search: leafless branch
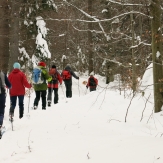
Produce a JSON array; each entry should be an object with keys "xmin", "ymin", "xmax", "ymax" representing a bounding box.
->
[
  {"xmin": 125, "ymin": 93, "xmax": 135, "ymax": 122},
  {"xmin": 140, "ymin": 93, "xmax": 151, "ymax": 122}
]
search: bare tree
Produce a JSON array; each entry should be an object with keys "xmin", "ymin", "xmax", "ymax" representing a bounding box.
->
[
  {"xmin": 8, "ymin": 0, "xmax": 21, "ymax": 72},
  {"xmin": 0, "ymin": 0, "xmax": 10, "ymax": 73},
  {"xmin": 88, "ymin": 0, "xmax": 93, "ymax": 74},
  {"xmin": 150, "ymin": 0, "xmax": 163, "ymax": 112}
]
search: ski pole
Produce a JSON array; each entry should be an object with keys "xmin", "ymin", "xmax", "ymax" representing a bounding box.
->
[
  {"xmin": 78, "ymin": 79, "xmax": 80, "ymax": 97},
  {"xmin": 61, "ymin": 85, "xmax": 67, "ymax": 102},
  {"xmin": 28, "ymin": 88, "xmax": 31, "ymax": 113},
  {"xmin": 85, "ymin": 87, "xmax": 88, "ymax": 95}
]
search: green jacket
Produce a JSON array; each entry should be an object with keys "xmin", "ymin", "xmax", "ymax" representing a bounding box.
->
[{"xmin": 33, "ymin": 66, "xmax": 52, "ymax": 91}]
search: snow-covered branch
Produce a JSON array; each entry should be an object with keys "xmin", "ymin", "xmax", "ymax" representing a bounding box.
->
[
  {"xmin": 107, "ymin": 0, "xmax": 149, "ymax": 6},
  {"xmin": 47, "ymin": 10, "xmax": 151, "ymax": 23}
]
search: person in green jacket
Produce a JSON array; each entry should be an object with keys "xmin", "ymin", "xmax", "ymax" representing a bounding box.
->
[{"xmin": 33, "ymin": 62, "xmax": 52, "ymax": 110}]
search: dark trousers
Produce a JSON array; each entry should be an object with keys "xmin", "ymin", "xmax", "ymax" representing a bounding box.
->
[
  {"xmin": 47, "ymin": 87, "xmax": 59, "ymax": 104},
  {"xmin": 10, "ymin": 95, "xmax": 24, "ymax": 117},
  {"xmin": 34, "ymin": 90, "xmax": 47, "ymax": 109},
  {"xmin": 90, "ymin": 87, "xmax": 96, "ymax": 92},
  {"xmin": 64, "ymin": 82, "xmax": 72, "ymax": 98},
  {"xmin": 0, "ymin": 94, "xmax": 6, "ymax": 126}
]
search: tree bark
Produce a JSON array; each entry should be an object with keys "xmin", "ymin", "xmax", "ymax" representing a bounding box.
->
[
  {"xmin": 150, "ymin": 0, "xmax": 163, "ymax": 113},
  {"xmin": 8, "ymin": 0, "xmax": 20, "ymax": 72},
  {"xmin": 0, "ymin": 0, "xmax": 10, "ymax": 73},
  {"xmin": 88, "ymin": 0, "xmax": 93, "ymax": 74}
]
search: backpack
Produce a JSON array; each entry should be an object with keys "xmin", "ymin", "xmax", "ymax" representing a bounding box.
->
[
  {"xmin": 32, "ymin": 67, "xmax": 44, "ymax": 84},
  {"xmin": 89, "ymin": 77, "xmax": 96, "ymax": 86},
  {"xmin": 62, "ymin": 70, "xmax": 71, "ymax": 80},
  {"xmin": 49, "ymin": 68, "xmax": 58, "ymax": 81}
]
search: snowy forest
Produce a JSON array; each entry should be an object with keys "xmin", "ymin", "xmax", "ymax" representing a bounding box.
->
[{"xmin": 0, "ymin": 0, "xmax": 163, "ymax": 112}]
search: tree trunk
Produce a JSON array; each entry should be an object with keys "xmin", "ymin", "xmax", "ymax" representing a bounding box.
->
[
  {"xmin": 130, "ymin": 12, "xmax": 137, "ymax": 92},
  {"xmin": 88, "ymin": 0, "xmax": 93, "ymax": 74},
  {"xmin": 0, "ymin": 0, "xmax": 10, "ymax": 73},
  {"xmin": 150, "ymin": 0, "xmax": 163, "ymax": 113},
  {"xmin": 8, "ymin": 0, "xmax": 20, "ymax": 72}
]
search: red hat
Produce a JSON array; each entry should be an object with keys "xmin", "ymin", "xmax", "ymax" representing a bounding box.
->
[{"xmin": 38, "ymin": 62, "xmax": 46, "ymax": 67}]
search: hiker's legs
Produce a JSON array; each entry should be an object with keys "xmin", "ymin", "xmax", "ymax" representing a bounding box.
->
[
  {"xmin": 18, "ymin": 95, "xmax": 24, "ymax": 118},
  {"xmin": 10, "ymin": 96, "xmax": 17, "ymax": 115},
  {"xmin": 0, "ymin": 94, "xmax": 6, "ymax": 126},
  {"xmin": 66, "ymin": 83, "xmax": 72, "ymax": 98},
  {"xmin": 90, "ymin": 87, "xmax": 96, "ymax": 92},
  {"xmin": 41, "ymin": 90, "xmax": 47, "ymax": 109},
  {"xmin": 54, "ymin": 88, "xmax": 58, "ymax": 104},
  {"xmin": 34, "ymin": 91, "xmax": 40, "ymax": 106},
  {"xmin": 65, "ymin": 83, "xmax": 68, "ymax": 98},
  {"xmin": 47, "ymin": 87, "xmax": 52, "ymax": 102}
]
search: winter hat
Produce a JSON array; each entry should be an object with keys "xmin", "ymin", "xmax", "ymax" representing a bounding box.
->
[
  {"xmin": 13, "ymin": 62, "xmax": 21, "ymax": 69},
  {"xmin": 66, "ymin": 64, "xmax": 71, "ymax": 67},
  {"xmin": 90, "ymin": 72, "xmax": 94, "ymax": 76},
  {"xmin": 52, "ymin": 65, "xmax": 56, "ymax": 68},
  {"xmin": 38, "ymin": 62, "xmax": 46, "ymax": 67}
]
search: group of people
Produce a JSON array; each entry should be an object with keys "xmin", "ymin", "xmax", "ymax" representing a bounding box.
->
[{"xmin": 0, "ymin": 61, "xmax": 98, "ymax": 135}]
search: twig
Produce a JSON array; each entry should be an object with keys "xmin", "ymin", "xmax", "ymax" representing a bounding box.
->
[
  {"xmin": 28, "ymin": 130, "xmax": 32, "ymax": 152},
  {"xmin": 99, "ymin": 86, "xmax": 107, "ymax": 110},
  {"xmin": 147, "ymin": 111, "xmax": 153, "ymax": 124},
  {"xmin": 87, "ymin": 152, "xmax": 90, "ymax": 159},
  {"xmin": 140, "ymin": 93, "xmax": 151, "ymax": 122},
  {"xmin": 125, "ymin": 93, "xmax": 135, "ymax": 122},
  {"xmin": 108, "ymin": 119, "xmax": 121, "ymax": 123},
  {"xmin": 91, "ymin": 84, "xmax": 109, "ymax": 108}
]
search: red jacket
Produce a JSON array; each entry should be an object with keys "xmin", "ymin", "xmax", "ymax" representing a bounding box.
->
[
  {"xmin": 48, "ymin": 70, "xmax": 62, "ymax": 88},
  {"xmin": 8, "ymin": 69, "xmax": 31, "ymax": 96},
  {"xmin": 87, "ymin": 76, "xmax": 98, "ymax": 88}
]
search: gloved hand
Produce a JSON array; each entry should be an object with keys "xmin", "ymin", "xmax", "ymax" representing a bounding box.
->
[{"xmin": 86, "ymin": 85, "xmax": 88, "ymax": 89}]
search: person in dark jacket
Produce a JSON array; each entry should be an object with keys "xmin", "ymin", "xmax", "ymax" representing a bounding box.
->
[
  {"xmin": 33, "ymin": 61, "xmax": 52, "ymax": 110},
  {"xmin": 47, "ymin": 65, "xmax": 62, "ymax": 106},
  {"xmin": 61, "ymin": 64, "xmax": 79, "ymax": 98},
  {"xmin": 8, "ymin": 62, "xmax": 32, "ymax": 121},
  {"xmin": 0, "ymin": 71, "xmax": 11, "ymax": 136},
  {"xmin": 86, "ymin": 73, "xmax": 98, "ymax": 92}
]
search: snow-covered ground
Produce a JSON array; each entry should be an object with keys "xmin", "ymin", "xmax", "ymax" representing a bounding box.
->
[{"xmin": 0, "ymin": 68, "xmax": 163, "ymax": 163}]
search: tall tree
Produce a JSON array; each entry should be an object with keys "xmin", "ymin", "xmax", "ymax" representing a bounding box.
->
[
  {"xmin": 0, "ymin": 0, "xmax": 10, "ymax": 73},
  {"xmin": 150, "ymin": 0, "xmax": 163, "ymax": 112},
  {"xmin": 8, "ymin": 0, "xmax": 21, "ymax": 72},
  {"xmin": 130, "ymin": 5, "xmax": 136, "ymax": 92},
  {"xmin": 88, "ymin": 0, "xmax": 93, "ymax": 74}
]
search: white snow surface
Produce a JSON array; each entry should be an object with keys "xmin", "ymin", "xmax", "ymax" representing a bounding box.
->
[{"xmin": 0, "ymin": 69, "xmax": 163, "ymax": 163}]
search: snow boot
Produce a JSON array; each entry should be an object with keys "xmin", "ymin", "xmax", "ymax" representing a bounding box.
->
[
  {"xmin": 9, "ymin": 114, "xmax": 14, "ymax": 122},
  {"xmin": 48, "ymin": 101, "xmax": 51, "ymax": 107},
  {"xmin": 33, "ymin": 106, "xmax": 37, "ymax": 110}
]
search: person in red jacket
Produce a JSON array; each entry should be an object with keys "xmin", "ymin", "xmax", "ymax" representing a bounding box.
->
[
  {"xmin": 47, "ymin": 65, "xmax": 62, "ymax": 106},
  {"xmin": 86, "ymin": 73, "xmax": 98, "ymax": 92},
  {"xmin": 8, "ymin": 62, "xmax": 32, "ymax": 121}
]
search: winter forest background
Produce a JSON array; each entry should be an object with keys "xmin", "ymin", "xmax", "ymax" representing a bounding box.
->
[{"xmin": 0, "ymin": 0, "xmax": 163, "ymax": 112}]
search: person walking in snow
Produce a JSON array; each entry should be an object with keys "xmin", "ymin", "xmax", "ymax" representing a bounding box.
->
[
  {"xmin": 33, "ymin": 61, "xmax": 52, "ymax": 110},
  {"xmin": 47, "ymin": 65, "xmax": 62, "ymax": 106},
  {"xmin": 8, "ymin": 62, "xmax": 32, "ymax": 120},
  {"xmin": 61, "ymin": 64, "xmax": 79, "ymax": 98},
  {"xmin": 86, "ymin": 73, "xmax": 98, "ymax": 92},
  {"xmin": 0, "ymin": 71, "xmax": 11, "ymax": 136}
]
